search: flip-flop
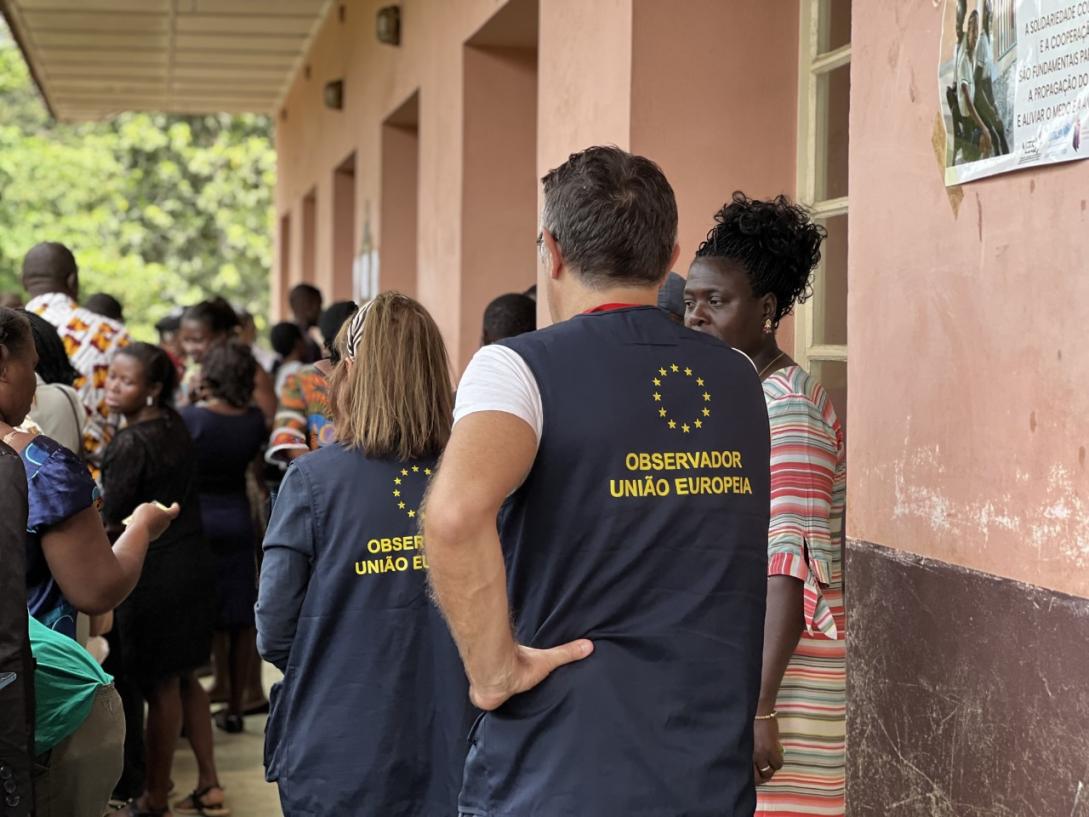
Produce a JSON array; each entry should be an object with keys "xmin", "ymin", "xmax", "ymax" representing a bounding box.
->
[{"xmin": 172, "ymin": 786, "xmax": 230, "ymax": 817}]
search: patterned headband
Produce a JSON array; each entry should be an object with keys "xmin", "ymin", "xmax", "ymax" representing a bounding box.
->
[{"xmin": 343, "ymin": 300, "xmax": 373, "ymax": 362}]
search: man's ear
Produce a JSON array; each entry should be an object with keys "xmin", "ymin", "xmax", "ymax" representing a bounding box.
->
[{"xmin": 542, "ymin": 229, "xmax": 564, "ymax": 281}]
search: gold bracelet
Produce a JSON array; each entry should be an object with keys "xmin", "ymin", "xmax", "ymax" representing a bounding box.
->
[{"xmin": 754, "ymin": 711, "xmax": 778, "ymax": 721}]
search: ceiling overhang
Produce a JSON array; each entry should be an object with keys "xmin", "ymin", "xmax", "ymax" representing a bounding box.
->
[{"xmin": 0, "ymin": 0, "xmax": 331, "ymax": 121}]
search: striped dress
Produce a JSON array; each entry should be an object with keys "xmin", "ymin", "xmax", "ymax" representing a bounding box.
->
[{"xmin": 757, "ymin": 365, "xmax": 846, "ymax": 817}]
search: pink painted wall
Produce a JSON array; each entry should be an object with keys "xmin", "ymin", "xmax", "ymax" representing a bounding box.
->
[
  {"xmin": 461, "ymin": 44, "xmax": 538, "ymax": 367},
  {"xmin": 275, "ymin": 0, "xmax": 518, "ymax": 369},
  {"xmin": 849, "ymin": 0, "xmax": 1089, "ymax": 597},
  {"xmin": 379, "ymin": 113, "xmax": 420, "ymax": 298},
  {"xmin": 536, "ymin": 0, "xmax": 633, "ymax": 171},
  {"xmin": 629, "ymin": 0, "xmax": 800, "ymax": 350},
  {"xmin": 275, "ymin": 0, "xmax": 805, "ymax": 366},
  {"xmin": 630, "ymin": 0, "xmax": 800, "ymax": 265},
  {"xmin": 331, "ymin": 156, "xmax": 357, "ymax": 302},
  {"xmin": 534, "ymin": 0, "xmax": 633, "ymax": 323}
]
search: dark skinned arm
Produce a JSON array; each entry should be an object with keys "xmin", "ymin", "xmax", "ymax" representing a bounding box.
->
[
  {"xmin": 753, "ymin": 575, "xmax": 804, "ymax": 785},
  {"xmin": 253, "ymin": 365, "xmax": 277, "ymax": 428}
]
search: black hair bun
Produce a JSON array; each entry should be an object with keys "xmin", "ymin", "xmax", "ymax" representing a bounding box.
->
[{"xmin": 696, "ymin": 191, "xmax": 826, "ymax": 324}]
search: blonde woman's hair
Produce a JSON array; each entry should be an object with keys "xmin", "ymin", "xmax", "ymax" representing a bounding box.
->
[{"xmin": 329, "ymin": 292, "xmax": 453, "ymax": 460}]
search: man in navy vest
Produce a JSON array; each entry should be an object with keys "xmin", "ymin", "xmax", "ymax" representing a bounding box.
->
[{"xmin": 426, "ymin": 146, "xmax": 770, "ymax": 817}]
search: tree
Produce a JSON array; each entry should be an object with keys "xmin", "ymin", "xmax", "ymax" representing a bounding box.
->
[{"xmin": 0, "ymin": 21, "xmax": 274, "ymax": 340}]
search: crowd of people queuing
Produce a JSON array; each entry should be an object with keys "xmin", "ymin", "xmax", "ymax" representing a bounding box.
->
[{"xmin": 0, "ymin": 144, "xmax": 845, "ymax": 817}]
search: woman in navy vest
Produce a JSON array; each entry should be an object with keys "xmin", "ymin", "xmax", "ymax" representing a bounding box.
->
[{"xmin": 256, "ymin": 292, "xmax": 473, "ymax": 817}]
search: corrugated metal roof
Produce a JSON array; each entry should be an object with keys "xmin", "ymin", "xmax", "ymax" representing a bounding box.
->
[{"xmin": 0, "ymin": 0, "xmax": 331, "ymax": 121}]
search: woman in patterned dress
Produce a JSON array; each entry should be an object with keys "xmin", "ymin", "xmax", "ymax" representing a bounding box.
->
[
  {"xmin": 265, "ymin": 300, "xmax": 358, "ymax": 465},
  {"xmin": 684, "ymin": 192, "xmax": 846, "ymax": 817}
]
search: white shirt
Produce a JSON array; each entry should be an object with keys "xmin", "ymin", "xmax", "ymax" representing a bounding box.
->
[
  {"xmin": 976, "ymin": 30, "xmax": 996, "ymax": 83},
  {"xmin": 957, "ymin": 43, "xmax": 976, "ymax": 109},
  {"xmin": 253, "ymin": 345, "xmax": 278, "ymax": 374},
  {"xmin": 454, "ymin": 345, "xmax": 544, "ymax": 445}
]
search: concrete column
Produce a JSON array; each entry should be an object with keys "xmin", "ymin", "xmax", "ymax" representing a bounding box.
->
[
  {"xmin": 460, "ymin": 44, "xmax": 538, "ymax": 368},
  {"xmin": 536, "ymin": 0, "xmax": 634, "ymax": 324}
]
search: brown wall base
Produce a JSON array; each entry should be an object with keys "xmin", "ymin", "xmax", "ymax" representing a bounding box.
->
[{"xmin": 846, "ymin": 540, "xmax": 1089, "ymax": 817}]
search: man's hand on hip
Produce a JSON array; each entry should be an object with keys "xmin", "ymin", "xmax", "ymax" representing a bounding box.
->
[{"xmin": 471, "ymin": 640, "xmax": 595, "ymax": 711}]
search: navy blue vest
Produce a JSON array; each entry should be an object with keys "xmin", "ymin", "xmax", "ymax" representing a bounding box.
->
[
  {"xmin": 263, "ymin": 444, "xmax": 473, "ymax": 816},
  {"xmin": 459, "ymin": 306, "xmax": 770, "ymax": 817}
]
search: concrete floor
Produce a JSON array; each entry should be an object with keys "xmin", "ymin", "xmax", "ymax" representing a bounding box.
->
[{"xmin": 171, "ymin": 665, "xmax": 283, "ymax": 817}]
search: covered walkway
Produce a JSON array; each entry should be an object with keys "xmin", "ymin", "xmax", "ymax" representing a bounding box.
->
[
  {"xmin": 169, "ymin": 666, "xmax": 283, "ymax": 817},
  {"xmin": 0, "ymin": 3, "xmax": 331, "ymax": 815}
]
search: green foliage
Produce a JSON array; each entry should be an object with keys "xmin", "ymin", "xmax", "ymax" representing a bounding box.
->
[{"xmin": 0, "ymin": 22, "xmax": 274, "ymax": 341}]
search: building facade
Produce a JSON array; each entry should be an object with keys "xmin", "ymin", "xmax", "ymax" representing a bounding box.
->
[
  {"xmin": 275, "ymin": 3, "xmax": 1089, "ymax": 813},
  {"xmin": 5, "ymin": 0, "xmax": 1087, "ymax": 813}
]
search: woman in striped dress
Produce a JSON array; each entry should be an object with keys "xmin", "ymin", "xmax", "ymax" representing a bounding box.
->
[{"xmin": 684, "ymin": 192, "xmax": 846, "ymax": 816}]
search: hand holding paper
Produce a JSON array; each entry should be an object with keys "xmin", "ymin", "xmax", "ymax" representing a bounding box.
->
[{"xmin": 122, "ymin": 501, "xmax": 180, "ymax": 541}]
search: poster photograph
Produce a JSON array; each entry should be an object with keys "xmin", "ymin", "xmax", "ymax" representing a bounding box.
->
[{"xmin": 939, "ymin": 0, "xmax": 1089, "ymax": 185}]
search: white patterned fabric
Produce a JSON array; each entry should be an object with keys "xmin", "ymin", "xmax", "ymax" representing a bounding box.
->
[{"xmin": 26, "ymin": 293, "xmax": 130, "ymax": 465}]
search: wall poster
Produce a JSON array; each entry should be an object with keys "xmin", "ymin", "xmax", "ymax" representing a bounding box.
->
[{"xmin": 940, "ymin": 0, "xmax": 1089, "ymax": 185}]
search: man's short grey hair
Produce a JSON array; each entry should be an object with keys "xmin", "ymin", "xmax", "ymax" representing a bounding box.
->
[{"xmin": 541, "ymin": 146, "xmax": 677, "ymax": 288}]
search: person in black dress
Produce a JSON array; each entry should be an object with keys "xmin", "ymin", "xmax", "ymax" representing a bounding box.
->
[
  {"xmin": 101, "ymin": 342, "xmax": 228, "ymax": 817},
  {"xmin": 180, "ymin": 340, "xmax": 268, "ymax": 734}
]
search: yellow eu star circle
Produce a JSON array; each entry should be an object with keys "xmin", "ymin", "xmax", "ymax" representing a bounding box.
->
[
  {"xmin": 653, "ymin": 363, "xmax": 711, "ymax": 433},
  {"xmin": 393, "ymin": 467, "xmax": 434, "ymax": 519}
]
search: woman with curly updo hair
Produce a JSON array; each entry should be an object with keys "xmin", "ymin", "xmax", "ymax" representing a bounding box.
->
[
  {"xmin": 685, "ymin": 193, "xmax": 846, "ymax": 816},
  {"xmin": 180, "ymin": 340, "xmax": 269, "ymax": 745}
]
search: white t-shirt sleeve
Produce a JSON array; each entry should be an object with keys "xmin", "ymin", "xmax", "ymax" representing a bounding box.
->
[
  {"xmin": 957, "ymin": 48, "xmax": 975, "ymax": 105},
  {"xmin": 454, "ymin": 344, "xmax": 543, "ymax": 444},
  {"xmin": 977, "ymin": 32, "xmax": 995, "ymax": 79}
]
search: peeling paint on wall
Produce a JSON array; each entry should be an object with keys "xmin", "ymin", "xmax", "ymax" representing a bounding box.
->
[
  {"xmin": 865, "ymin": 444, "xmax": 1089, "ymax": 578},
  {"xmin": 851, "ymin": 0, "xmax": 1089, "ymax": 599},
  {"xmin": 848, "ymin": 541, "xmax": 1089, "ymax": 817}
]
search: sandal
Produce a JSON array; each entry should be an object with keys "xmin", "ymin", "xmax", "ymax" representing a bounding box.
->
[
  {"xmin": 173, "ymin": 786, "xmax": 230, "ymax": 817},
  {"xmin": 213, "ymin": 710, "xmax": 244, "ymax": 734}
]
